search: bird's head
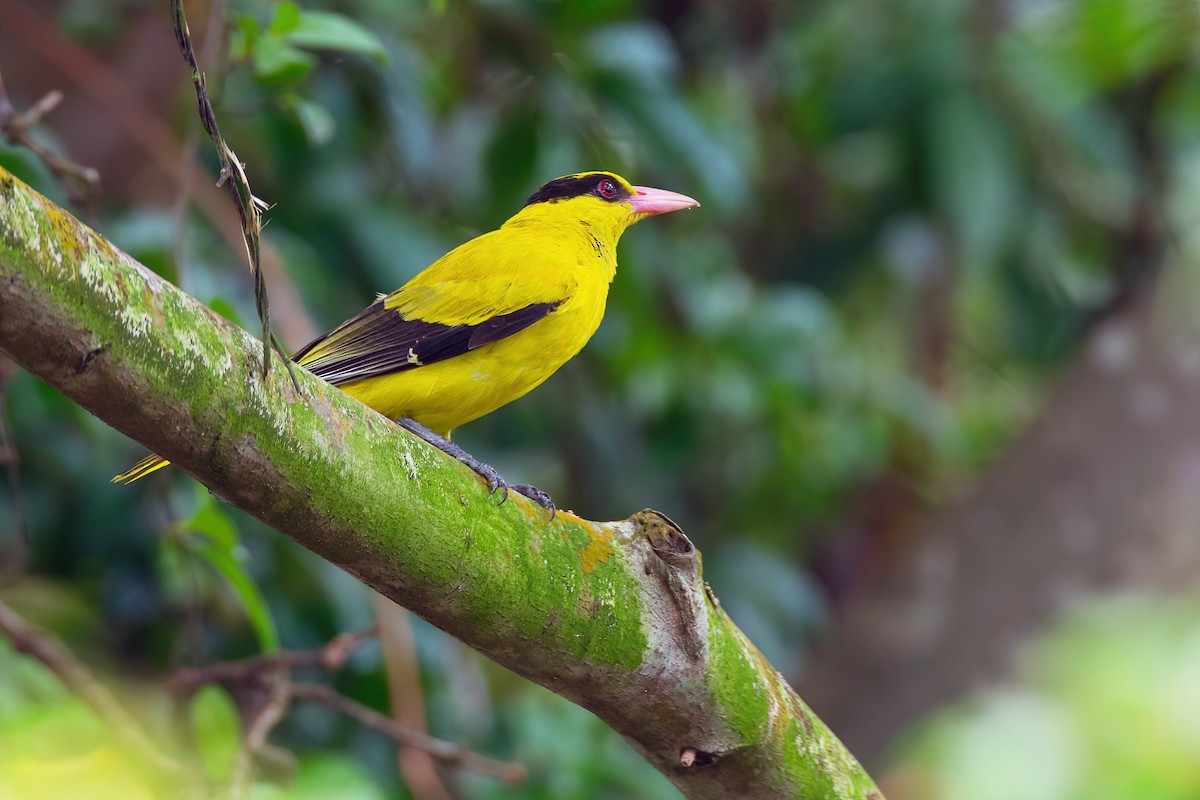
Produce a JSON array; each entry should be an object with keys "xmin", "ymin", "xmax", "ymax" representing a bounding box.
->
[{"xmin": 512, "ymin": 171, "xmax": 699, "ymax": 240}]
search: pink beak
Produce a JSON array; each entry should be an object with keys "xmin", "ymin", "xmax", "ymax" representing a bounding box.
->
[{"xmin": 627, "ymin": 186, "xmax": 700, "ymax": 217}]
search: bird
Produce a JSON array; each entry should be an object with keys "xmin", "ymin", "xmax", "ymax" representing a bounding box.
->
[{"xmin": 114, "ymin": 171, "xmax": 699, "ymax": 514}]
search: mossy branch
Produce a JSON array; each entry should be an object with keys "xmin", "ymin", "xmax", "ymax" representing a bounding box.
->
[{"xmin": 0, "ymin": 168, "xmax": 882, "ymax": 800}]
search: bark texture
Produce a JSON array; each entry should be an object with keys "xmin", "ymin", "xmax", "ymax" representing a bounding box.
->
[{"xmin": 0, "ymin": 167, "xmax": 882, "ymax": 800}]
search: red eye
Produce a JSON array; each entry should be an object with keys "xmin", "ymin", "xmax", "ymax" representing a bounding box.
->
[{"xmin": 597, "ymin": 179, "xmax": 617, "ymax": 199}]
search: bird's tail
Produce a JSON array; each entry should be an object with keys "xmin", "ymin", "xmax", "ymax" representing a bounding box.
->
[{"xmin": 112, "ymin": 453, "xmax": 172, "ymax": 484}]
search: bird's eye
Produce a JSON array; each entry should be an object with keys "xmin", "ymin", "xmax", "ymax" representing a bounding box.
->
[{"xmin": 597, "ymin": 179, "xmax": 617, "ymax": 199}]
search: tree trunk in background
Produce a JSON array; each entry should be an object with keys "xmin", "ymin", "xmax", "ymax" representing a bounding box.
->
[{"xmin": 800, "ymin": 265, "xmax": 1200, "ymax": 767}]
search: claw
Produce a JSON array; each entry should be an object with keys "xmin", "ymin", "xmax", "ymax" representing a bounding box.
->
[
  {"xmin": 393, "ymin": 417, "xmax": 550, "ymax": 513},
  {"xmin": 476, "ymin": 462, "xmax": 510, "ymax": 504},
  {"xmin": 512, "ymin": 484, "xmax": 556, "ymax": 519}
]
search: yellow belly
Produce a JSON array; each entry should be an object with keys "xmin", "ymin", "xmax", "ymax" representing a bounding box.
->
[{"xmin": 336, "ymin": 300, "xmax": 602, "ymax": 436}]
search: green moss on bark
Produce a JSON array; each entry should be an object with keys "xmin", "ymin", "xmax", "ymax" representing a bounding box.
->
[{"xmin": 0, "ymin": 167, "xmax": 882, "ymax": 800}]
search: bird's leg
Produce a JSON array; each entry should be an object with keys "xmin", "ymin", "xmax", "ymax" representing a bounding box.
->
[
  {"xmin": 394, "ymin": 417, "xmax": 507, "ymax": 497},
  {"xmin": 509, "ymin": 484, "xmax": 556, "ymax": 514},
  {"xmin": 394, "ymin": 417, "xmax": 556, "ymax": 517}
]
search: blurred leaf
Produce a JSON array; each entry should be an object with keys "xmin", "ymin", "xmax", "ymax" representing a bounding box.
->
[
  {"xmin": 183, "ymin": 498, "xmax": 238, "ymax": 553},
  {"xmin": 891, "ymin": 596, "xmax": 1200, "ymax": 800},
  {"xmin": 292, "ymin": 97, "xmax": 338, "ymax": 146},
  {"xmin": 182, "ymin": 497, "xmax": 279, "ymax": 653},
  {"xmin": 190, "ymin": 685, "xmax": 241, "ymax": 782},
  {"xmin": 929, "ymin": 92, "xmax": 1020, "ymax": 273},
  {"xmin": 284, "ymin": 11, "xmax": 389, "ymax": 63},
  {"xmin": 286, "ymin": 755, "xmax": 389, "ymax": 799},
  {"xmin": 190, "ymin": 539, "xmax": 280, "ymax": 653},
  {"xmin": 269, "ymin": 1, "xmax": 302, "ymax": 36},
  {"xmin": 229, "ymin": 14, "xmax": 262, "ymax": 61},
  {"xmin": 253, "ymin": 33, "xmax": 317, "ymax": 84}
]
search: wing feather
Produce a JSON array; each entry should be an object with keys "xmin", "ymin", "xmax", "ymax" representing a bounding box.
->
[{"xmin": 293, "ymin": 298, "xmax": 560, "ymax": 385}]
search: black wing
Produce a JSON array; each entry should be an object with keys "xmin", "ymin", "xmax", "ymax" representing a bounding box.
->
[{"xmin": 292, "ymin": 299, "xmax": 561, "ymax": 386}]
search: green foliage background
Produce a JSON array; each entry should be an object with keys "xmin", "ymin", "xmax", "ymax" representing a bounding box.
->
[{"xmin": 3, "ymin": 0, "xmax": 1200, "ymax": 797}]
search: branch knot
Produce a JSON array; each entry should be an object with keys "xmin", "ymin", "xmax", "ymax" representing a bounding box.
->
[
  {"xmin": 640, "ymin": 509, "xmax": 696, "ymax": 569},
  {"xmin": 633, "ymin": 509, "xmax": 706, "ymax": 661}
]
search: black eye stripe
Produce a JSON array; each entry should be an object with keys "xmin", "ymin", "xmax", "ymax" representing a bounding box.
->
[{"xmin": 525, "ymin": 174, "xmax": 631, "ymax": 205}]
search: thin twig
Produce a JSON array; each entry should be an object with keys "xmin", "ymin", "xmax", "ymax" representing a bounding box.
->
[
  {"xmin": 0, "ymin": 68, "xmax": 99, "ymax": 220},
  {"xmin": 255, "ymin": 741, "xmax": 298, "ymax": 775},
  {"xmin": 167, "ymin": 625, "xmax": 524, "ymax": 785},
  {"xmin": 171, "ymin": 0, "xmax": 226, "ymax": 293},
  {"xmin": 230, "ymin": 669, "xmax": 292, "ymax": 799},
  {"xmin": 0, "ymin": 599, "xmax": 181, "ymax": 772},
  {"xmin": 2, "ymin": 1, "xmax": 319, "ymax": 349},
  {"xmin": 169, "ymin": 625, "xmax": 379, "ymax": 695},
  {"xmin": 169, "ymin": 0, "xmax": 299, "ymax": 390},
  {"xmin": 290, "ymin": 682, "xmax": 528, "ymax": 785}
]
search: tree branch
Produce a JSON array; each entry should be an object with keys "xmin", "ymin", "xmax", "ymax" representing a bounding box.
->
[
  {"xmin": 231, "ymin": 668, "xmax": 291, "ymax": 799},
  {"xmin": 0, "ymin": 167, "xmax": 882, "ymax": 800},
  {"xmin": 168, "ymin": 626, "xmax": 380, "ymax": 694},
  {"xmin": 0, "ymin": 69, "xmax": 99, "ymax": 214},
  {"xmin": 290, "ymin": 682, "xmax": 527, "ymax": 785},
  {"xmin": 166, "ymin": 625, "xmax": 523, "ymax": 786}
]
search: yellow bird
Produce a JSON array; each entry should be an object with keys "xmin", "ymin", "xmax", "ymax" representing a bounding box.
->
[{"xmin": 115, "ymin": 171, "xmax": 698, "ymax": 512}]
